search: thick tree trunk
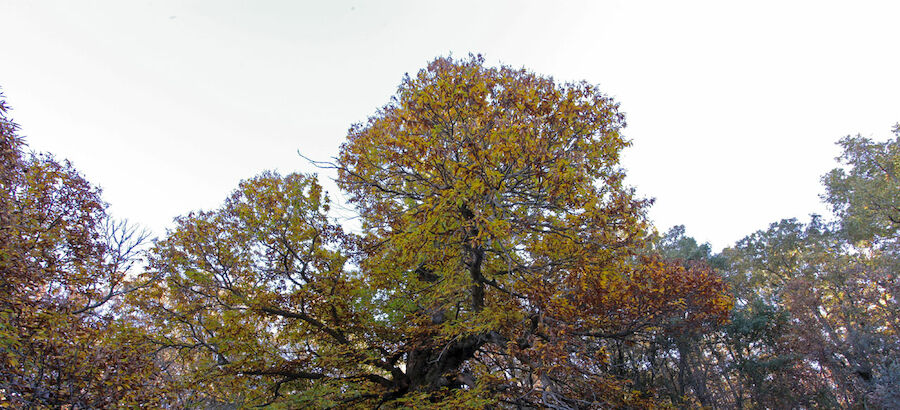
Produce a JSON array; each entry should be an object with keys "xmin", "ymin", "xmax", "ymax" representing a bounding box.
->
[{"xmin": 404, "ymin": 334, "xmax": 483, "ymax": 391}]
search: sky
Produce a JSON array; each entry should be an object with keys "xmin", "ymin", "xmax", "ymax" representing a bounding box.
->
[{"xmin": 2, "ymin": 0, "xmax": 899, "ymax": 251}]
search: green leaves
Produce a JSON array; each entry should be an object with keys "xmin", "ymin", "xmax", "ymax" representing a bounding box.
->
[
  {"xmin": 823, "ymin": 126, "xmax": 900, "ymax": 243},
  {"xmin": 715, "ymin": 125, "xmax": 900, "ymax": 407}
]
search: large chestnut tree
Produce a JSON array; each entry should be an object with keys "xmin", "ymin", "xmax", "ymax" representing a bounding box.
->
[{"xmin": 132, "ymin": 56, "xmax": 732, "ymax": 408}]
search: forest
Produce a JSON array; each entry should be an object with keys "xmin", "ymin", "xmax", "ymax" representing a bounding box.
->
[{"xmin": 1, "ymin": 56, "xmax": 898, "ymax": 408}]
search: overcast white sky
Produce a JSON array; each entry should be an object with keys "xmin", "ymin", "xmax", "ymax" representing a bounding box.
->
[{"xmin": 2, "ymin": 1, "xmax": 899, "ymax": 250}]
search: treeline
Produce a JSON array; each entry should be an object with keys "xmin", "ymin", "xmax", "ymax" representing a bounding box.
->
[
  {"xmin": 1, "ymin": 56, "xmax": 897, "ymax": 408},
  {"xmin": 647, "ymin": 130, "xmax": 900, "ymax": 408}
]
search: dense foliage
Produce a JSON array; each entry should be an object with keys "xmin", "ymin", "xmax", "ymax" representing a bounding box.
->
[
  {"xmin": 0, "ymin": 57, "xmax": 897, "ymax": 408},
  {"xmin": 0, "ymin": 93, "xmax": 169, "ymax": 407}
]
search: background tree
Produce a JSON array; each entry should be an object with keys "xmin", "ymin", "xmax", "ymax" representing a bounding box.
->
[
  {"xmin": 614, "ymin": 226, "xmax": 734, "ymax": 407},
  {"xmin": 823, "ymin": 125, "xmax": 900, "ymax": 243},
  {"xmin": 0, "ymin": 92, "xmax": 167, "ymax": 407},
  {"xmin": 716, "ymin": 126, "xmax": 900, "ymax": 408}
]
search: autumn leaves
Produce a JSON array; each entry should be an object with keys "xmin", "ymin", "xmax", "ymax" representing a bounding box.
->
[{"xmin": 3, "ymin": 56, "xmax": 736, "ymax": 408}]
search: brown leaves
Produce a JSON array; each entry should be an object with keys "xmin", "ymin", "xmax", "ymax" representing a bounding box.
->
[
  {"xmin": 326, "ymin": 55, "xmax": 721, "ymax": 406},
  {"xmin": 569, "ymin": 255, "xmax": 733, "ymax": 339},
  {"xmin": 0, "ymin": 58, "xmax": 740, "ymax": 407}
]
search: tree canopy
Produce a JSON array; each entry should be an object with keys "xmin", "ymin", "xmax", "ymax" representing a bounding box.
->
[
  {"xmin": 0, "ymin": 57, "xmax": 897, "ymax": 408},
  {"xmin": 126, "ymin": 56, "xmax": 731, "ymax": 407},
  {"xmin": 823, "ymin": 126, "xmax": 900, "ymax": 243}
]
